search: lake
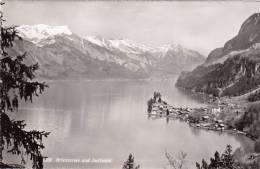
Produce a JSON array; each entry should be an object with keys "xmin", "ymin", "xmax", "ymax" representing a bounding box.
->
[{"xmin": 7, "ymin": 79, "xmax": 245, "ymax": 169}]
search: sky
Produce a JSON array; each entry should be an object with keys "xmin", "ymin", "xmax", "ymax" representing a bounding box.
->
[{"xmin": 2, "ymin": 1, "xmax": 260, "ymax": 56}]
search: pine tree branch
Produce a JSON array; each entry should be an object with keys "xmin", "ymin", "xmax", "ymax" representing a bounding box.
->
[{"xmin": 1, "ymin": 113, "xmax": 49, "ymax": 169}]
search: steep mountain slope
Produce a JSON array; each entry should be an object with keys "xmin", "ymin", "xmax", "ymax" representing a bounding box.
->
[
  {"xmin": 9, "ymin": 24, "xmax": 205, "ymax": 79},
  {"xmin": 176, "ymin": 13, "xmax": 260, "ymax": 96}
]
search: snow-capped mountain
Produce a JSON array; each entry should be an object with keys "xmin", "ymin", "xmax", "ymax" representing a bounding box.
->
[
  {"xmin": 9, "ymin": 24, "xmax": 205, "ymax": 79},
  {"xmin": 84, "ymin": 36, "xmax": 154, "ymax": 54},
  {"xmin": 17, "ymin": 24, "xmax": 72, "ymax": 46}
]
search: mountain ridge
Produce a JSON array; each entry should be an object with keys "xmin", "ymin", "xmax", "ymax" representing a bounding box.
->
[
  {"xmin": 176, "ymin": 13, "xmax": 260, "ymax": 97},
  {"xmin": 10, "ymin": 24, "xmax": 205, "ymax": 79}
]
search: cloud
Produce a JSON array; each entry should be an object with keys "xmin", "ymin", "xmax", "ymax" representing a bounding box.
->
[{"xmin": 3, "ymin": 1, "xmax": 260, "ymax": 55}]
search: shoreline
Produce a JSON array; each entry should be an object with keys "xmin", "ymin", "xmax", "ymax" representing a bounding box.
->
[
  {"xmin": 147, "ymin": 92, "xmax": 257, "ymax": 141},
  {"xmin": 147, "ymin": 91, "xmax": 260, "ymax": 165}
]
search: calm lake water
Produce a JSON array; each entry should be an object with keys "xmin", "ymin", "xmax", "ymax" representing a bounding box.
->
[{"xmin": 7, "ymin": 79, "xmax": 245, "ymax": 169}]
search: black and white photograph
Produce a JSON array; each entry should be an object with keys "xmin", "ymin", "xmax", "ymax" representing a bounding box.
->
[{"xmin": 0, "ymin": 0, "xmax": 260, "ymax": 169}]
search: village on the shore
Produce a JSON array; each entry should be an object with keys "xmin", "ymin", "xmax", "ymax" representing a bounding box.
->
[{"xmin": 147, "ymin": 92, "xmax": 250, "ymax": 137}]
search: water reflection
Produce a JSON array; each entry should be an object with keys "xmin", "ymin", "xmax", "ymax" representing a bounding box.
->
[
  {"xmin": 7, "ymin": 79, "xmax": 246, "ymax": 169},
  {"xmin": 166, "ymin": 117, "xmax": 169, "ymax": 124}
]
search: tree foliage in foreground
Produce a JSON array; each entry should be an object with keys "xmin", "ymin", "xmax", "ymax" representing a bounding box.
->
[
  {"xmin": 0, "ymin": 2, "xmax": 49, "ymax": 169},
  {"xmin": 196, "ymin": 145, "xmax": 242, "ymax": 169},
  {"xmin": 122, "ymin": 154, "xmax": 140, "ymax": 169}
]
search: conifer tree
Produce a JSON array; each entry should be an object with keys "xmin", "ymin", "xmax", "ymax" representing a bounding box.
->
[
  {"xmin": 0, "ymin": 2, "xmax": 49, "ymax": 169},
  {"xmin": 221, "ymin": 145, "xmax": 235, "ymax": 169},
  {"xmin": 122, "ymin": 154, "xmax": 140, "ymax": 169},
  {"xmin": 196, "ymin": 145, "xmax": 241, "ymax": 169}
]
